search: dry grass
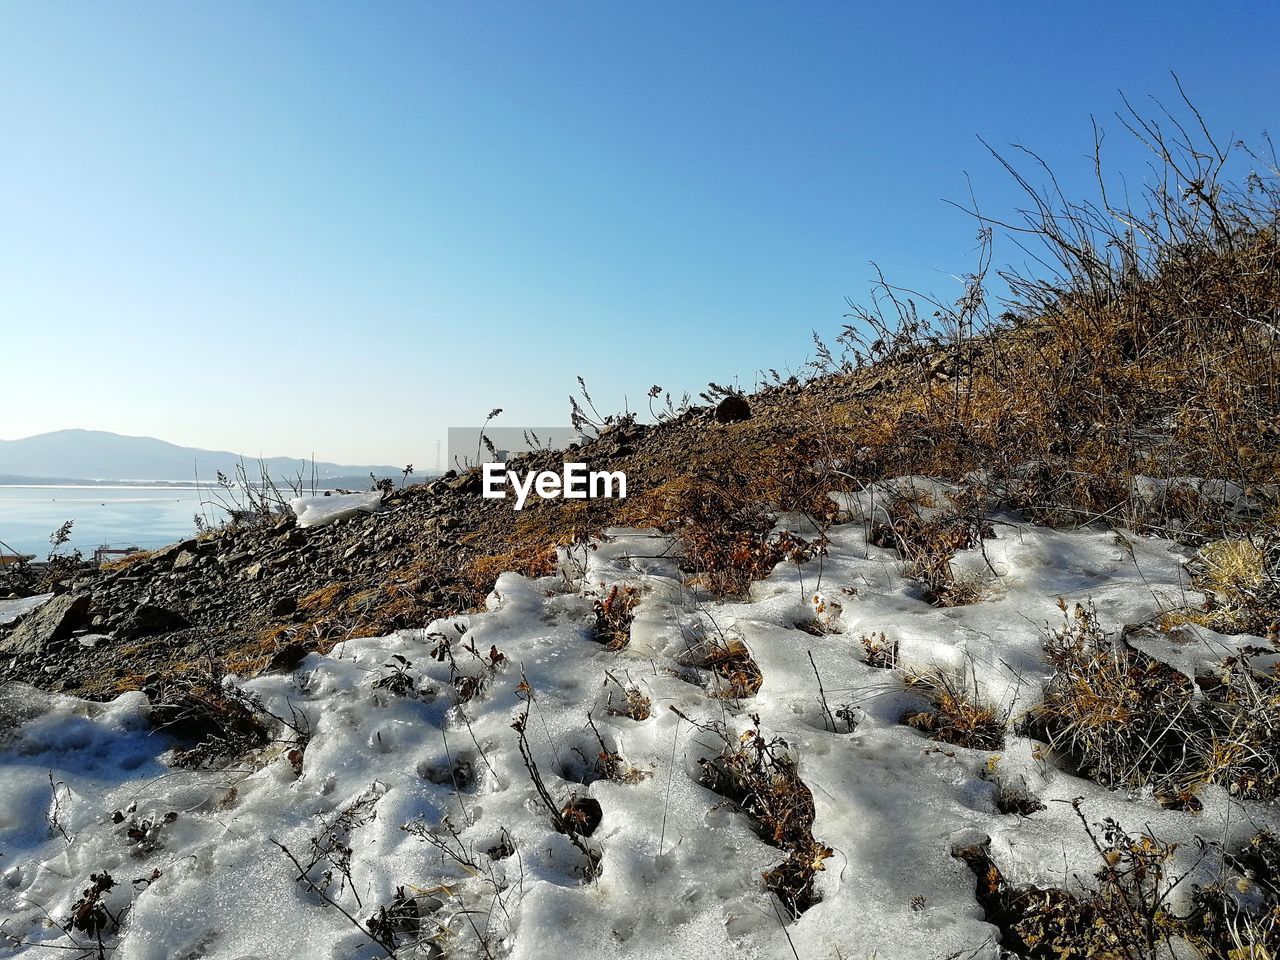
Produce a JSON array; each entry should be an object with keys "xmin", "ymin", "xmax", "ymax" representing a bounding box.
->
[
  {"xmin": 792, "ymin": 96, "xmax": 1280, "ymax": 544},
  {"xmin": 99, "ymin": 549, "xmax": 157, "ymax": 572},
  {"xmin": 235, "ymin": 559, "xmax": 489, "ymax": 675},
  {"xmin": 957, "ymin": 810, "xmax": 1280, "ymax": 960},
  {"xmin": 620, "ymin": 468, "xmax": 826, "ymax": 599},
  {"xmin": 1030, "ymin": 601, "xmax": 1280, "ymax": 804},
  {"xmin": 467, "ymin": 500, "xmax": 598, "ymax": 588},
  {"xmin": 1165, "ymin": 536, "xmax": 1280, "ymax": 639},
  {"xmin": 901, "ymin": 670, "xmax": 1006, "ymax": 751},
  {"xmin": 689, "ymin": 712, "xmax": 832, "ymax": 917}
]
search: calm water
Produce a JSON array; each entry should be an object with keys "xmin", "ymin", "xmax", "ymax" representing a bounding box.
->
[{"xmin": 0, "ymin": 486, "xmax": 208, "ymax": 559}]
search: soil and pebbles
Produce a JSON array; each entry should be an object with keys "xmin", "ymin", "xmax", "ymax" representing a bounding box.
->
[{"xmin": 1, "ymin": 372, "xmax": 887, "ymax": 699}]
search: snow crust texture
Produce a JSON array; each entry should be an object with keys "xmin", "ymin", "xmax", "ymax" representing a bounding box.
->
[
  {"xmin": 0, "ymin": 595, "xmax": 52, "ymax": 628},
  {"xmin": 291, "ymin": 493, "xmax": 385, "ymax": 529},
  {"xmin": 1, "ymin": 483, "xmax": 1270, "ymax": 959}
]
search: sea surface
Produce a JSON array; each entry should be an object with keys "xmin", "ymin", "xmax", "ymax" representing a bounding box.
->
[{"xmin": 0, "ymin": 486, "xmax": 208, "ymax": 559}]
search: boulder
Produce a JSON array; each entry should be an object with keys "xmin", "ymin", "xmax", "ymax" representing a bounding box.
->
[
  {"xmin": 447, "ymin": 471, "xmax": 482, "ymax": 494},
  {"xmin": 714, "ymin": 395, "xmax": 752, "ymax": 424},
  {"xmin": 172, "ymin": 550, "xmax": 199, "ymax": 570},
  {"xmin": 151, "ymin": 539, "xmax": 197, "ymax": 564},
  {"xmin": 0, "ymin": 594, "xmax": 91, "ymax": 657},
  {"xmin": 265, "ymin": 642, "xmax": 309, "ymax": 673}
]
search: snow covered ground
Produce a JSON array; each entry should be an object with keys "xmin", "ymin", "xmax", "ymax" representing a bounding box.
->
[
  {"xmin": 0, "ymin": 596, "xmax": 51, "ymax": 629},
  {"xmin": 1, "ymin": 482, "xmax": 1273, "ymax": 959}
]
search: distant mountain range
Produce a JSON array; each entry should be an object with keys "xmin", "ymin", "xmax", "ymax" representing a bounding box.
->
[{"xmin": 0, "ymin": 430, "xmax": 407, "ymax": 487}]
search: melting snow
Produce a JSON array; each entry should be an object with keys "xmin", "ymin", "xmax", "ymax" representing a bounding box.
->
[
  {"xmin": 291, "ymin": 492, "xmax": 384, "ymax": 529},
  {"xmin": 0, "ymin": 486, "xmax": 1272, "ymax": 959},
  {"xmin": 0, "ymin": 595, "xmax": 52, "ymax": 628}
]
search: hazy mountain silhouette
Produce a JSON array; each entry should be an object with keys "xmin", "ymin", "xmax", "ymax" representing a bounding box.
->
[{"xmin": 0, "ymin": 430, "xmax": 404, "ymax": 485}]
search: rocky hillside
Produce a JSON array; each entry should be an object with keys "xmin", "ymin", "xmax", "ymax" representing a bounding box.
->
[{"xmin": 0, "ymin": 374, "xmax": 864, "ymax": 698}]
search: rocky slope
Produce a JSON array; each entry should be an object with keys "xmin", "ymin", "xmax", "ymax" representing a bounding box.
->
[{"xmin": 0, "ymin": 373, "xmax": 873, "ymax": 698}]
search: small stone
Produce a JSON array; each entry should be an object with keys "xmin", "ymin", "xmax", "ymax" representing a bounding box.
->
[
  {"xmin": 119, "ymin": 604, "xmax": 189, "ymax": 639},
  {"xmin": 264, "ymin": 643, "xmax": 309, "ymax": 673}
]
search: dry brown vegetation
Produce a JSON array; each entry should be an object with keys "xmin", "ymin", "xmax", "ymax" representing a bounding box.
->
[
  {"xmin": 956, "ymin": 808, "xmax": 1280, "ymax": 960},
  {"xmin": 618, "ymin": 468, "xmax": 828, "ymax": 599},
  {"xmin": 1165, "ymin": 536, "xmax": 1280, "ymax": 638},
  {"xmin": 1029, "ymin": 601, "xmax": 1280, "ymax": 806},
  {"xmin": 676, "ymin": 634, "xmax": 765, "ymax": 700},
  {"xmin": 98, "ymin": 550, "xmax": 157, "ymax": 573},
  {"xmin": 591, "ymin": 586, "xmax": 641, "ymax": 649},
  {"xmin": 869, "ymin": 489, "xmax": 993, "ymax": 604},
  {"xmin": 145, "ymin": 676, "xmax": 274, "ymax": 769},
  {"xmin": 860, "ymin": 631, "xmax": 898, "ymax": 669},
  {"xmin": 499, "ymin": 95, "xmax": 1280, "ymax": 617},
  {"xmin": 685, "ymin": 711, "xmax": 832, "ymax": 918},
  {"xmin": 902, "ymin": 670, "xmax": 1007, "ymax": 751},
  {"xmin": 602, "ymin": 671, "xmax": 652, "ymax": 721}
]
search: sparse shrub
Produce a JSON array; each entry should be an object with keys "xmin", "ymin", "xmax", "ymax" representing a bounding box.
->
[
  {"xmin": 870, "ymin": 494, "xmax": 990, "ymax": 605},
  {"xmin": 957, "ymin": 810, "xmax": 1280, "ymax": 960},
  {"xmin": 677, "ymin": 634, "xmax": 764, "ymax": 700},
  {"xmin": 371, "ymin": 654, "xmax": 424, "ymax": 697},
  {"xmin": 860, "ymin": 631, "xmax": 897, "ymax": 669},
  {"xmin": 1031, "ymin": 600, "xmax": 1280, "ymax": 804},
  {"xmin": 68, "ymin": 871, "xmax": 118, "ymax": 941},
  {"xmin": 603, "ymin": 670, "xmax": 651, "ymax": 720},
  {"xmin": 429, "ymin": 624, "xmax": 506, "ymax": 704},
  {"xmin": 902, "ymin": 671, "xmax": 1006, "ymax": 750},
  {"xmin": 801, "ymin": 92, "xmax": 1280, "ymax": 539},
  {"xmin": 202, "ymin": 459, "xmax": 312, "ymax": 528},
  {"xmin": 687, "ymin": 711, "xmax": 832, "ymax": 917},
  {"xmin": 149, "ymin": 677, "xmax": 273, "ymax": 769},
  {"xmin": 955, "ymin": 808, "xmax": 1186, "ymax": 960},
  {"xmin": 37, "ymin": 520, "xmax": 88, "ymax": 591},
  {"xmin": 511, "ymin": 681, "xmax": 601, "ymax": 877},
  {"xmin": 591, "ymin": 585, "xmax": 640, "ymax": 649}
]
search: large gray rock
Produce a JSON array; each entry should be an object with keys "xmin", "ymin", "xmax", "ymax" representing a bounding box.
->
[
  {"xmin": 172, "ymin": 550, "xmax": 199, "ymax": 570},
  {"xmin": 152, "ymin": 539, "xmax": 198, "ymax": 564},
  {"xmin": 0, "ymin": 594, "xmax": 91, "ymax": 657}
]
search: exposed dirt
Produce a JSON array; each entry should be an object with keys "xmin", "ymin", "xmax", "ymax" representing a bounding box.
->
[{"xmin": 0, "ymin": 368, "xmax": 902, "ymax": 698}]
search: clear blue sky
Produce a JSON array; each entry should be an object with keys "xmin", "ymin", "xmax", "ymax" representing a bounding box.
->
[{"xmin": 2, "ymin": 2, "xmax": 1277, "ymax": 469}]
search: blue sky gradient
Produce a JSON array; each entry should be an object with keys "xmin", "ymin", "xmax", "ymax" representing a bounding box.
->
[{"xmin": 3, "ymin": 2, "xmax": 1277, "ymax": 466}]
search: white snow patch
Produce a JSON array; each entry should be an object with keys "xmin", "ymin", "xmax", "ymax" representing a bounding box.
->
[
  {"xmin": 1, "ymin": 497, "xmax": 1275, "ymax": 959},
  {"xmin": 0, "ymin": 593, "xmax": 53, "ymax": 626},
  {"xmin": 290, "ymin": 492, "xmax": 384, "ymax": 528}
]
